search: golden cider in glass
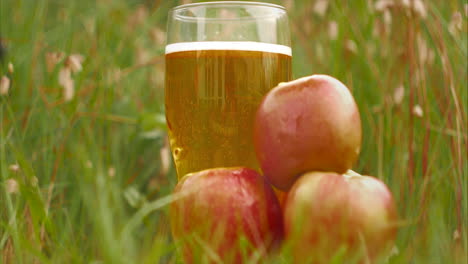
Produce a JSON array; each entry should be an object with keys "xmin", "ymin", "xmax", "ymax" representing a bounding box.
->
[{"xmin": 165, "ymin": 42, "xmax": 291, "ymax": 178}]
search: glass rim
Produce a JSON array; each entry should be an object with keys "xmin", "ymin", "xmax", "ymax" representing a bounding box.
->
[
  {"xmin": 172, "ymin": 1, "xmax": 286, "ymax": 11},
  {"xmin": 170, "ymin": 1, "xmax": 286, "ymax": 21}
]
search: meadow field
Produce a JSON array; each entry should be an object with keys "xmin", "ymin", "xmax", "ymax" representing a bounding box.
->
[{"xmin": 0, "ymin": 0, "xmax": 466, "ymax": 263}]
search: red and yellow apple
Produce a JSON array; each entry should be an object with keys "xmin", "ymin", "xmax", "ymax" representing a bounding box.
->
[
  {"xmin": 254, "ymin": 75, "xmax": 362, "ymax": 190},
  {"xmin": 284, "ymin": 171, "xmax": 398, "ymax": 263},
  {"xmin": 170, "ymin": 167, "xmax": 283, "ymax": 263}
]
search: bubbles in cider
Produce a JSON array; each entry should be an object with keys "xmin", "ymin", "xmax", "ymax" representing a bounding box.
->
[{"xmin": 165, "ymin": 41, "xmax": 292, "ymax": 178}]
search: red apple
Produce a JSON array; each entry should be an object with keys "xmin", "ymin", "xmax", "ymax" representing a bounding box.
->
[
  {"xmin": 254, "ymin": 75, "xmax": 362, "ymax": 190},
  {"xmin": 170, "ymin": 167, "xmax": 283, "ymax": 264},
  {"xmin": 284, "ymin": 171, "xmax": 398, "ymax": 263}
]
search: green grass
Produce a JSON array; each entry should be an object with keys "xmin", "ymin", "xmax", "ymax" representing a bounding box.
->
[{"xmin": 0, "ymin": 0, "xmax": 466, "ymax": 263}]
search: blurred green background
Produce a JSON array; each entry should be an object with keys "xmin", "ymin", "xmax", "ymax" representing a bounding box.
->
[{"xmin": 0, "ymin": 0, "xmax": 466, "ymax": 263}]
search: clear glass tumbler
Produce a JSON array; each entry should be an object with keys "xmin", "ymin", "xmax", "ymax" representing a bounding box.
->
[{"xmin": 165, "ymin": 1, "xmax": 292, "ymax": 179}]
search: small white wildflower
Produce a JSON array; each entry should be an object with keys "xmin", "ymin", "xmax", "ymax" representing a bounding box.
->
[
  {"xmin": 160, "ymin": 142, "xmax": 171, "ymax": 176},
  {"xmin": 412, "ymin": 104, "xmax": 423, "ymax": 117},
  {"xmin": 59, "ymin": 67, "xmax": 74, "ymax": 101},
  {"xmin": 345, "ymin": 39, "xmax": 358, "ymax": 54},
  {"xmin": 374, "ymin": 0, "xmax": 394, "ymax": 12},
  {"xmin": 66, "ymin": 54, "xmax": 84, "ymax": 73},
  {"xmin": 427, "ymin": 49, "xmax": 435, "ymax": 65},
  {"xmin": 6, "ymin": 178, "xmax": 19, "ymax": 194},
  {"xmin": 63, "ymin": 81, "xmax": 74, "ymax": 101},
  {"xmin": 413, "ymin": 0, "xmax": 427, "ymax": 18},
  {"xmin": 401, "ymin": 0, "xmax": 410, "ymax": 9},
  {"xmin": 453, "ymin": 229, "xmax": 460, "ymax": 240},
  {"xmin": 448, "ymin": 12, "xmax": 463, "ymax": 36},
  {"xmin": 402, "ymin": 0, "xmax": 427, "ymax": 18},
  {"xmin": 58, "ymin": 66, "xmax": 70, "ymax": 83},
  {"xmin": 417, "ymin": 34, "xmax": 427, "ymax": 64},
  {"xmin": 45, "ymin": 52, "xmax": 65, "ymax": 73},
  {"xmin": 9, "ymin": 164, "xmax": 20, "ymax": 172},
  {"xmin": 416, "ymin": 34, "xmax": 435, "ymax": 65},
  {"xmin": 8, "ymin": 62, "xmax": 14, "ymax": 73},
  {"xmin": 0, "ymin": 76, "xmax": 10, "ymax": 95},
  {"xmin": 383, "ymin": 10, "xmax": 392, "ymax": 31},
  {"xmin": 313, "ymin": 0, "xmax": 329, "ymax": 17},
  {"xmin": 108, "ymin": 167, "xmax": 116, "ymax": 178},
  {"xmin": 328, "ymin": 21, "xmax": 338, "ymax": 40},
  {"xmin": 387, "ymin": 245, "xmax": 399, "ymax": 260},
  {"xmin": 393, "ymin": 85, "xmax": 405, "ymax": 105}
]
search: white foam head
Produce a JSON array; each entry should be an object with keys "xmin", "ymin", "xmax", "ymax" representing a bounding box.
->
[{"xmin": 165, "ymin": 41, "xmax": 292, "ymax": 56}]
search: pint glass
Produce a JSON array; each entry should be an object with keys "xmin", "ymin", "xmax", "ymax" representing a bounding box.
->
[{"xmin": 165, "ymin": 2, "xmax": 292, "ymax": 179}]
